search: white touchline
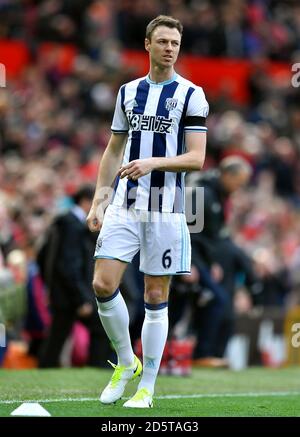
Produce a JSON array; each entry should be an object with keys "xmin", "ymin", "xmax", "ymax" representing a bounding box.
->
[{"xmin": 1, "ymin": 391, "xmax": 300, "ymax": 405}]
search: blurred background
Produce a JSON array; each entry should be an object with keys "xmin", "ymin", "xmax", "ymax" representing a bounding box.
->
[{"xmin": 0, "ymin": 0, "xmax": 300, "ymax": 372}]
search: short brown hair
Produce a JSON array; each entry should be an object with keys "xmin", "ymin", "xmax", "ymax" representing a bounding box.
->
[{"xmin": 146, "ymin": 15, "xmax": 183, "ymax": 41}]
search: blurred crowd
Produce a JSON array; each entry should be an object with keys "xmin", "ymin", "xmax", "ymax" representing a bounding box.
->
[
  {"xmin": 1, "ymin": 0, "xmax": 300, "ymax": 368},
  {"xmin": 1, "ymin": 0, "xmax": 300, "ymax": 60}
]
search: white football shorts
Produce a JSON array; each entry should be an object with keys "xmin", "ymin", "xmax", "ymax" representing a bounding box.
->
[{"xmin": 94, "ymin": 204, "xmax": 191, "ymax": 276}]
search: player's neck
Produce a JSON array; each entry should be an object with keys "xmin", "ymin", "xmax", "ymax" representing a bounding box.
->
[{"xmin": 148, "ymin": 66, "xmax": 175, "ymax": 84}]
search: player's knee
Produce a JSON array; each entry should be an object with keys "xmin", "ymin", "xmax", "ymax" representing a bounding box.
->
[
  {"xmin": 92, "ymin": 276, "xmax": 116, "ymax": 298},
  {"xmin": 144, "ymin": 289, "xmax": 167, "ymax": 305}
]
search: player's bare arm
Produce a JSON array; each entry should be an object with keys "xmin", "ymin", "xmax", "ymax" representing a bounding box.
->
[
  {"xmin": 87, "ymin": 133, "xmax": 127, "ymax": 232},
  {"xmin": 119, "ymin": 131, "xmax": 206, "ymax": 180}
]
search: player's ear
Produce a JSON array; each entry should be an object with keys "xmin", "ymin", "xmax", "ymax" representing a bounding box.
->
[{"xmin": 145, "ymin": 38, "xmax": 150, "ymax": 52}]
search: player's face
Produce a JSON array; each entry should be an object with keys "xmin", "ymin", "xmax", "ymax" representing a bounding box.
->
[{"xmin": 145, "ymin": 26, "xmax": 181, "ymax": 68}]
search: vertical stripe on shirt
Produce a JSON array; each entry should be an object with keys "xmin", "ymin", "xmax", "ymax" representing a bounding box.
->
[
  {"xmin": 173, "ymin": 87, "xmax": 195, "ymax": 213},
  {"xmin": 125, "ymin": 79, "xmax": 150, "ymax": 208},
  {"xmin": 162, "ymin": 84, "xmax": 182, "ymax": 212},
  {"xmin": 120, "ymin": 84, "xmax": 126, "ymax": 112},
  {"xmin": 135, "ymin": 86, "xmax": 162, "ymax": 210},
  {"xmin": 148, "ymin": 81, "xmax": 179, "ymax": 211}
]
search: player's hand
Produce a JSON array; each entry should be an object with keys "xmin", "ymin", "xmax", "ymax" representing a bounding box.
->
[
  {"xmin": 86, "ymin": 207, "xmax": 102, "ymax": 232},
  {"xmin": 119, "ymin": 158, "xmax": 155, "ymax": 180}
]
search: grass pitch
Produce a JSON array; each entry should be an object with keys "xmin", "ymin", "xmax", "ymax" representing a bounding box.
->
[{"xmin": 0, "ymin": 367, "xmax": 300, "ymax": 417}]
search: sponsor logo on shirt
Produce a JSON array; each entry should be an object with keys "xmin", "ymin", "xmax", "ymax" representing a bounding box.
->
[{"xmin": 126, "ymin": 111, "xmax": 174, "ymax": 134}]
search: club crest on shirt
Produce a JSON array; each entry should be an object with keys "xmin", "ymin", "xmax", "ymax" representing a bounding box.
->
[{"xmin": 165, "ymin": 97, "xmax": 178, "ymax": 111}]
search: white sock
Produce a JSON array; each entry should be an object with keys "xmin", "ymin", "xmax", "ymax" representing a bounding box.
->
[
  {"xmin": 96, "ymin": 290, "xmax": 134, "ymax": 367},
  {"xmin": 138, "ymin": 305, "xmax": 168, "ymax": 395}
]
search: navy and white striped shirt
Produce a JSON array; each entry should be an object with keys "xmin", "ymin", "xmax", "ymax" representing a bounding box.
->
[{"xmin": 111, "ymin": 73, "xmax": 209, "ymax": 213}]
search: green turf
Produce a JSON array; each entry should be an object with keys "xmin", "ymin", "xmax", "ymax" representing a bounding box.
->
[{"xmin": 1, "ymin": 367, "xmax": 300, "ymax": 417}]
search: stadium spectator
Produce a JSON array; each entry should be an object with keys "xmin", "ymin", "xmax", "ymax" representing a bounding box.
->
[
  {"xmin": 38, "ymin": 184, "xmax": 111, "ymax": 368},
  {"xmin": 23, "ymin": 240, "xmax": 51, "ymax": 359},
  {"xmin": 185, "ymin": 156, "xmax": 263, "ymax": 364}
]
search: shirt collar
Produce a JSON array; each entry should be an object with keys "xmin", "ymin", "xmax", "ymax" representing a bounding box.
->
[{"xmin": 146, "ymin": 72, "xmax": 178, "ymax": 86}]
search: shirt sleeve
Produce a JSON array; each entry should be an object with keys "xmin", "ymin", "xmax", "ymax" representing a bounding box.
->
[
  {"xmin": 184, "ymin": 86, "xmax": 209, "ymax": 133},
  {"xmin": 111, "ymin": 85, "xmax": 129, "ymax": 133}
]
